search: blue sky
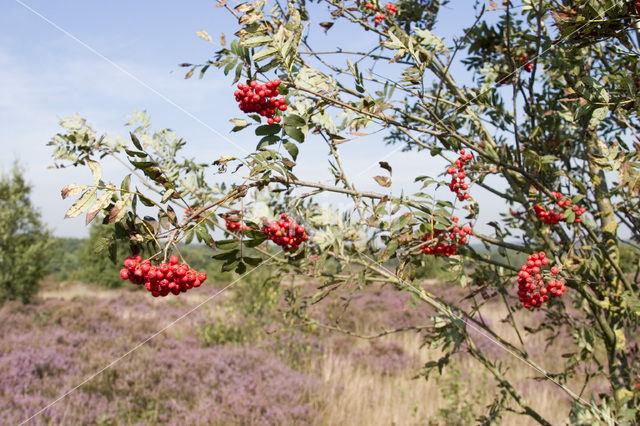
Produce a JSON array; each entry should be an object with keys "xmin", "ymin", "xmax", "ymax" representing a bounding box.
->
[{"xmin": 1, "ymin": 0, "xmax": 506, "ymax": 238}]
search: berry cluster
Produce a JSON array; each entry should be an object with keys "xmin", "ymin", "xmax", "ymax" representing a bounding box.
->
[
  {"xmin": 421, "ymin": 217, "xmax": 473, "ymax": 257},
  {"xmin": 519, "ymin": 54, "xmax": 534, "ymax": 72},
  {"xmin": 533, "ymin": 191, "xmax": 586, "ymax": 225},
  {"xmin": 517, "ymin": 252, "xmax": 565, "ymax": 309},
  {"xmin": 446, "ymin": 149, "xmax": 473, "ymax": 201},
  {"xmin": 234, "ymin": 79, "xmax": 287, "ymax": 124},
  {"xmin": 363, "ymin": 2, "xmax": 396, "ymax": 25},
  {"xmin": 119, "ymin": 255, "xmax": 207, "ymax": 297},
  {"xmin": 225, "ymin": 219, "xmax": 251, "ymax": 233},
  {"xmin": 385, "ymin": 2, "xmax": 397, "ymax": 14},
  {"xmin": 261, "ymin": 213, "xmax": 309, "ymax": 253}
]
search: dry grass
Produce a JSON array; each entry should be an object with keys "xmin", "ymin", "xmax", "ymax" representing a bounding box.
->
[{"xmin": 311, "ymin": 286, "xmax": 600, "ymax": 426}]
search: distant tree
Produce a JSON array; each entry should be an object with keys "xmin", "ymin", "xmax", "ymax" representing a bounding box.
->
[
  {"xmin": 73, "ymin": 222, "xmax": 133, "ymax": 288},
  {"xmin": 0, "ymin": 164, "xmax": 51, "ymax": 304}
]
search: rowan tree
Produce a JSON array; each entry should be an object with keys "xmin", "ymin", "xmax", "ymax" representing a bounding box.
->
[{"xmin": 49, "ymin": 1, "xmax": 640, "ymax": 423}]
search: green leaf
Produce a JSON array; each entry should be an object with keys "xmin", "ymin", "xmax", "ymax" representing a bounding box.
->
[
  {"xmin": 257, "ymin": 135, "xmax": 281, "ymax": 149},
  {"xmin": 243, "ymin": 256, "xmax": 262, "ymax": 266},
  {"xmin": 221, "ymin": 259, "xmax": 240, "ymax": 272},
  {"xmin": 284, "ymin": 125, "xmax": 305, "ymax": 143},
  {"xmin": 257, "ymin": 58, "xmax": 281, "ymax": 73},
  {"xmin": 216, "ymin": 239, "xmax": 239, "ymax": 250},
  {"xmin": 244, "ymin": 238, "xmax": 265, "ymax": 248},
  {"xmin": 120, "ymin": 174, "xmax": 131, "ymax": 192},
  {"xmin": 235, "ymin": 261, "xmax": 247, "ymax": 274},
  {"xmin": 125, "ymin": 148, "xmax": 147, "ymax": 158},
  {"xmin": 252, "ymin": 47, "xmax": 278, "ymax": 62},
  {"xmin": 284, "ymin": 114, "xmax": 306, "ymax": 127},
  {"xmin": 213, "ymin": 249, "xmax": 239, "ymax": 261},
  {"xmin": 130, "ymin": 161, "xmax": 155, "ymax": 169},
  {"xmin": 255, "ymin": 124, "xmax": 281, "ymax": 136},
  {"xmin": 284, "ymin": 142, "xmax": 299, "ymax": 160},
  {"xmin": 196, "ymin": 224, "xmax": 214, "ymax": 247},
  {"xmin": 588, "ymin": 106, "xmax": 608, "ymax": 130},
  {"xmin": 130, "ymin": 132, "xmax": 143, "ymax": 150}
]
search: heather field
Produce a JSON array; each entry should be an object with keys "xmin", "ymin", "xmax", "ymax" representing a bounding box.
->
[{"xmin": 1, "ymin": 271, "xmax": 596, "ymax": 425}]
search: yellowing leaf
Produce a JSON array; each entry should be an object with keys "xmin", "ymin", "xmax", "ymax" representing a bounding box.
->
[
  {"xmin": 87, "ymin": 160, "xmax": 102, "ymax": 184},
  {"xmin": 85, "ymin": 190, "xmax": 114, "ymax": 225},
  {"xmin": 65, "ymin": 188, "xmax": 97, "ymax": 219},
  {"xmin": 61, "ymin": 183, "xmax": 88, "ymax": 199},
  {"xmin": 373, "ymin": 176, "xmax": 391, "ymax": 187},
  {"xmin": 107, "ymin": 195, "xmax": 131, "ymax": 224},
  {"xmin": 196, "ymin": 29, "xmax": 212, "ymax": 43}
]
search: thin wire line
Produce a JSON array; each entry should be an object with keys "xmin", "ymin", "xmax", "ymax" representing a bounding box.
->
[
  {"xmin": 359, "ymin": 252, "xmax": 619, "ymax": 424},
  {"xmin": 13, "ymin": 0, "xmax": 250, "ymax": 155},
  {"xmin": 352, "ymin": 2, "xmax": 622, "ymax": 180},
  {"xmin": 19, "ymin": 250, "xmax": 282, "ymax": 425}
]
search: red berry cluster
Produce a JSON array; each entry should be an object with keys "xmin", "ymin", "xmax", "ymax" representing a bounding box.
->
[
  {"xmin": 234, "ymin": 79, "xmax": 287, "ymax": 124},
  {"xmin": 533, "ymin": 191, "xmax": 586, "ymax": 225},
  {"xmin": 446, "ymin": 149, "xmax": 473, "ymax": 201},
  {"xmin": 225, "ymin": 219, "xmax": 251, "ymax": 233},
  {"xmin": 517, "ymin": 252, "xmax": 565, "ymax": 309},
  {"xmin": 363, "ymin": 2, "xmax": 396, "ymax": 25},
  {"xmin": 261, "ymin": 213, "xmax": 308, "ymax": 253},
  {"xmin": 385, "ymin": 2, "xmax": 397, "ymax": 14},
  {"xmin": 519, "ymin": 54, "xmax": 534, "ymax": 72},
  {"xmin": 119, "ymin": 255, "xmax": 207, "ymax": 297},
  {"xmin": 421, "ymin": 216, "xmax": 473, "ymax": 257}
]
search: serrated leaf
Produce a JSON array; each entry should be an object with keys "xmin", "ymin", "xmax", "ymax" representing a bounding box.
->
[
  {"xmin": 216, "ymin": 239, "xmax": 240, "ymax": 250},
  {"xmin": 373, "ymin": 176, "xmax": 392, "ymax": 187},
  {"xmin": 284, "ymin": 142, "xmax": 299, "ymax": 160},
  {"xmin": 196, "ymin": 224, "xmax": 214, "ymax": 247},
  {"xmin": 255, "ymin": 124, "xmax": 281, "ymax": 136},
  {"xmin": 61, "ymin": 184, "xmax": 88, "ymax": 199},
  {"xmin": 252, "ymin": 47, "xmax": 278, "ymax": 62},
  {"xmin": 284, "ymin": 125, "xmax": 305, "ymax": 143},
  {"xmin": 284, "ymin": 114, "xmax": 306, "ymax": 127},
  {"xmin": 241, "ymin": 35, "xmax": 272, "ymax": 47},
  {"xmin": 65, "ymin": 188, "xmax": 97, "ymax": 219},
  {"xmin": 87, "ymin": 160, "xmax": 102, "ymax": 184},
  {"xmin": 86, "ymin": 190, "xmax": 114, "ymax": 225}
]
